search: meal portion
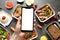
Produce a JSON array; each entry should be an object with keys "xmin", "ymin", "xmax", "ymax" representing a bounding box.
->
[
  {"xmin": 22, "ymin": 29, "xmax": 37, "ymax": 40},
  {"xmin": 36, "ymin": 4, "xmax": 55, "ymax": 22},
  {"xmin": 13, "ymin": 5, "xmax": 22, "ymax": 18},
  {"xmin": 0, "ymin": 26, "xmax": 10, "ymax": 40},
  {"xmin": 47, "ymin": 24, "xmax": 60, "ymax": 40}
]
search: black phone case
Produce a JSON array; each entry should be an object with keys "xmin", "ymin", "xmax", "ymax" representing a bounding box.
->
[{"xmin": 21, "ymin": 7, "xmax": 34, "ymax": 32}]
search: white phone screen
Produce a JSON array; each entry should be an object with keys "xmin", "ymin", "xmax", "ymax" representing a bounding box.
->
[{"xmin": 21, "ymin": 7, "xmax": 33, "ymax": 31}]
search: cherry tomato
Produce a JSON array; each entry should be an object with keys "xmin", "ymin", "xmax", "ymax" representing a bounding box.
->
[
  {"xmin": 2, "ymin": 16, "xmax": 6, "ymax": 20},
  {"xmin": 6, "ymin": 34, "xmax": 10, "ymax": 40},
  {"xmin": 53, "ymin": 16, "xmax": 58, "ymax": 20},
  {"xmin": 34, "ymin": 4, "xmax": 38, "ymax": 11},
  {"xmin": 34, "ymin": 4, "xmax": 37, "ymax": 8}
]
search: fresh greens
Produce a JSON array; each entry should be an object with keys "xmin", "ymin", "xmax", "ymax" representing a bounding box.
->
[
  {"xmin": 0, "ymin": 38, "xmax": 4, "ymax": 40},
  {"xmin": 0, "ymin": 31, "xmax": 3, "ymax": 35},
  {"xmin": 44, "ymin": 11, "xmax": 50, "ymax": 16},
  {"xmin": 0, "ymin": 27, "xmax": 9, "ymax": 40},
  {"xmin": 25, "ymin": 32, "xmax": 32, "ymax": 39},
  {"xmin": 4, "ymin": 32, "xmax": 8, "ymax": 37},
  {"xmin": 0, "ymin": 28, "xmax": 4, "ymax": 35},
  {"xmin": 0, "ymin": 28, "xmax": 4, "ymax": 31}
]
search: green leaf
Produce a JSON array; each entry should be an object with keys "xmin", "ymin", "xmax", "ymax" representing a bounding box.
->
[
  {"xmin": 0, "ymin": 35, "xmax": 3, "ymax": 38},
  {"xmin": 3, "ymin": 32, "xmax": 8, "ymax": 37},
  {"xmin": 0, "ymin": 38, "xmax": 4, "ymax": 40},
  {"xmin": 0, "ymin": 28, "xmax": 4, "ymax": 31},
  {"xmin": 25, "ymin": 32, "xmax": 32, "ymax": 39},
  {"xmin": 0, "ymin": 31, "xmax": 3, "ymax": 35},
  {"xmin": 44, "ymin": 11, "xmax": 50, "ymax": 16}
]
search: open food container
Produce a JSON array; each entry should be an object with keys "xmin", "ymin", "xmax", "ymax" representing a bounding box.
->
[
  {"xmin": 0, "ymin": 9, "xmax": 12, "ymax": 27},
  {"xmin": 35, "ymin": 4, "xmax": 55, "ymax": 22},
  {"xmin": 12, "ymin": 4, "xmax": 22, "ymax": 19},
  {"xmin": 30, "ymin": 28, "xmax": 38, "ymax": 40},
  {"xmin": 22, "ymin": 28, "xmax": 38, "ymax": 40},
  {"xmin": 45, "ymin": 21, "xmax": 60, "ymax": 40},
  {"xmin": 0, "ymin": 25, "xmax": 10, "ymax": 40}
]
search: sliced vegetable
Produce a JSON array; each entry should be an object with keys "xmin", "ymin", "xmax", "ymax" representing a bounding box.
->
[
  {"xmin": 0, "ymin": 35, "xmax": 3, "ymax": 38},
  {"xmin": 49, "ymin": 11, "xmax": 53, "ymax": 16},
  {"xmin": 0, "ymin": 28, "xmax": 4, "ymax": 31},
  {"xmin": 0, "ymin": 28, "xmax": 4, "ymax": 35},
  {"xmin": 44, "ymin": 11, "xmax": 50, "ymax": 16},
  {"xmin": 37, "ymin": 24, "xmax": 42, "ymax": 29},
  {"xmin": 6, "ymin": 34, "xmax": 10, "ymax": 39},
  {"xmin": 4, "ymin": 32, "xmax": 8, "ymax": 37},
  {"xmin": 39, "ymin": 13, "xmax": 44, "ymax": 16},
  {"xmin": 2, "ymin": 35, "xmax": 6, "ymax": 38},
  {"xmin": 25, "ymin": 32, "xmax": 32, "ymax": 39},
  {"xmin": 0, "ymin": 38, "xmax": 4, "ymax": 40},
  {"xmin": 41, "ymin": 7, "xmax": 47, "ymax": 11},
  {"xmin": 10, "ymin": 27, "xmax": 15, "ymax": 32}
]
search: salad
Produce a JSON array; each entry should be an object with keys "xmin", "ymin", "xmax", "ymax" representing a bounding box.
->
[{"xmin": 0, "ymin": 26, "xmax": 10, "ymax": 40}]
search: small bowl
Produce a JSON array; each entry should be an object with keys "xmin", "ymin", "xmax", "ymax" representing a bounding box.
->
[
  {"xmin": 17, "ymin": 0, "xmax": 24, "ymax": 4},
  {"xmin": 26, "ymin": 0, "xmax": 34, "ymax": 6},
  {"xmin": 35, "ymin": 4, "xmax": 55, "ymax": 22},
  {"xmin": 5, "ymin": 1, "xmax": 13, "ymax": 9}
]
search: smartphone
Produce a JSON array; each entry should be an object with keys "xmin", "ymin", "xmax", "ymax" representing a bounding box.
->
[{"xmin": 21, "ymin": 7, "xmax": 34, "ymax": 32}]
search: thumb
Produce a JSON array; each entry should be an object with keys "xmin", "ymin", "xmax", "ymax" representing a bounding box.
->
[{"xmin": 15, "ymin": 16, "xmax": 21, "ymax": 33}]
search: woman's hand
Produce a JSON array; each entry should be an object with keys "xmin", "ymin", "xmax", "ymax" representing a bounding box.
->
[{"xmin": 10, "ymin": 16, "xmax": 36, "ymax": 40}]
